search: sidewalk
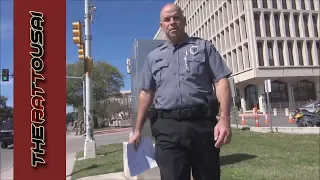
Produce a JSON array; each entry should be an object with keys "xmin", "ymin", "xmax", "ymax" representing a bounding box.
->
[
  {"xmin": 0, "ymin": 153, "xmax": 75, "ymax": 180},
  {"xmin": 77, "ymin": 172, "xmax": 128, "ymax": 180},
  {"xmin": 0, "ymin": 166, "xmax": 13, "ymax": 180},
  {"xmin": 66, "ymin": 152, "xmax": 76, "ymax": 180}
]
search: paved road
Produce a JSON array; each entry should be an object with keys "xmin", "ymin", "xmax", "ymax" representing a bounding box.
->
[
  {"xmin": 66, "ymin": 131, "xmax": 131, "ymax": 154},
  {"xmin": 0, "ymin": 146, "xmax": 13, "ymax": 172},
  {"xmin": 0, "ymin": 127, "xmax": 131, "ymax": 179}
]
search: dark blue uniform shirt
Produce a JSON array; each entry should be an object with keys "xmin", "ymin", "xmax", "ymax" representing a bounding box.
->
[{"xmin": 139, "ymin": 35, "xmax": 232, "ymax": 110}]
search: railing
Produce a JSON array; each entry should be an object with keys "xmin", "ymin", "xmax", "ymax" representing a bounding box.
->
[{"xmin": 269, "ymin": 101, "xmax": 310, "ymax": 111}]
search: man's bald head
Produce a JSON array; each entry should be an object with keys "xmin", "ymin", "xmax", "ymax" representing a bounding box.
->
[
  {"xmin": 160, "ymin": 4, "xmax": 183, "ymax": 21},
  {"xmin": 159, "ymin": 4, "xmax": 186, "ymax": 44}
]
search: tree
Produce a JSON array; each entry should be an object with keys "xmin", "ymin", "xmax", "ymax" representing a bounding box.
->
[
  {"xmin": 66, "ymin": 61, "xmax": 125, "ymax": 126},
  {"xmin": 0, "ymin": 96, "xmax": 13, "ymax": 121},
  {"xmin": 66, "ymin": 112, "xmax": 76, "ymax": 125}
]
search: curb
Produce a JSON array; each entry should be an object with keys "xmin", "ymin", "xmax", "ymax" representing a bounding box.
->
[
  {"xmin": 231, "ymin": 124, "xmax": 320, "ymax": 134},
  {"xmin": 66, "ymin": 153, "xmax": 77, "ymax": 180},
  {"xmin": 93, "ymin": 127, "xmax": 132, "ymax": 135}
]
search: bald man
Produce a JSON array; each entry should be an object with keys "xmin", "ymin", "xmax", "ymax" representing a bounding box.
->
[{"xmin": 129, "ymin": 4, "xmax": 232, "ymax": 180}]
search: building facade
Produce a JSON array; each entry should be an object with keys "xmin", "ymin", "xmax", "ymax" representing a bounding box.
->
[
  {"xmin": 109, "ymin": 90, "xmax": 132, "ymax": 106},
  {"xmin": 154, "ymin": 0, "xmax": 320, "ymax": 111}
]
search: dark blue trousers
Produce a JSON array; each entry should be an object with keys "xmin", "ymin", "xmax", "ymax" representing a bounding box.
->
[{"xmin": 151, "ymin": 117, "xmax": 220, "ymax": 180}]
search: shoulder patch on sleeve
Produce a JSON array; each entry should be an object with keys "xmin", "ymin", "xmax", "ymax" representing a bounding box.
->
[{"xmin": 210, "ymin": 44, "xmax": 218, "ymax": 53}]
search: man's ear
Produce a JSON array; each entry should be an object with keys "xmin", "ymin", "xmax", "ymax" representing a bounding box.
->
[{"xmin": 159, "ymin": 22, "xmax": 163, "ymax": 28}]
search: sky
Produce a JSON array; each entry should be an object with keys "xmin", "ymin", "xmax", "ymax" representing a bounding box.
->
[{"xmin": 0, "ymin": 0, "xmax": 172, "ymax": 111}]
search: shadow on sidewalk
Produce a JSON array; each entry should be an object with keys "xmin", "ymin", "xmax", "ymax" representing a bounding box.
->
[{"xmin": 220, "ymin": 153, "xmax": 257, "ymax": 166}]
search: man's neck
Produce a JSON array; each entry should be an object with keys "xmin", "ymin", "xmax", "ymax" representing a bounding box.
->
[{"xmin": 167, "ymin": 33, "xmax": 187, "ymax": 45}]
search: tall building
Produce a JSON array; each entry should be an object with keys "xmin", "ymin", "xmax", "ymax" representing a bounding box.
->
[{"xmin": 154, "ymin": 0, "xmax": 320, "ymax": 111}]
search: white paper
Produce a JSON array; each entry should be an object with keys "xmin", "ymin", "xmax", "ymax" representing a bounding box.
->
[{"xmin": 127, "ymin": 137, "xmax": 158, "ymax": 177}]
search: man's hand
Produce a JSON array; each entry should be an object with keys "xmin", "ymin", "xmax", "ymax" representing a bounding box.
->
[
  {"xmin": 214, "ymin": 116, "xmax": 232, "ymax": 148},
  {"xmin": 128, "ymin": 131, "xmax": 141, "ymax": 151}
]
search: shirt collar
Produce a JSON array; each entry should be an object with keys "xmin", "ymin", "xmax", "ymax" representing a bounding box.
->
[{"xmin": 161, "ymin": 34, "xmax": 195, "ymax": 50}]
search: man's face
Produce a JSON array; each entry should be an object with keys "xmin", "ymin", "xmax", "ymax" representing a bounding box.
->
[{"xmin": 160, "ymin": 6, "xmax": 186, "ymax": 39}]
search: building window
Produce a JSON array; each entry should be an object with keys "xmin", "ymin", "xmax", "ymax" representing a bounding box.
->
[
  {"xmin": 303, "ymin": 15, "xmax": 309, "ymax": 37},
  {"xmin": 278, "ymin": 42, "xmax": 284, "ymax": 66},
  {"xmin": 254, "ymin": 14, "xmax": 261, "ymax": 36},
  {"xmin": 264, "ymin": 14, "xmax": 271, "ymax": 37},
  {"xmin": 262, "ymin": 0, "xmax": 268, "ymax": 8},
  {"xmin": 272, "ymin": 0, "xmax": 277, "ymax": 8},
  {"xmin": 301, "ymin": 0, "xmax": 305, "ymax": 9},
  {"xmin": 310, "ymin": 0, "xmax": 315, "ymax": 10},
  {"xmin": 294, "ymin": 80, "xmax": 316, "ymax": 102},
  {"xmin": 245, "ymin": 84, "xmax": 258, "ymax": 110},
  {"xmin": 282, "ymin": 0, "xmax": 287, "ymax": 9},
  {"xmin": 267, "ymin": 42, "xmax": 275, "ymax": 66},
  {"xmin": 297, "ymin": 42, "xmax": 304, "ymax": 65},
  {"xmin": 312, "ymin": 15, "xmax": 318, "ymax": 37},
  {"xmin": 252, "ymin": 0, "xmax": 258, "ymax": 8},
  {"xmin": 270, "ymin": 80, "xmax": 289, "ymax": 103},
  {"xmin": 284, "ymin": 14, "xmax": 290, "ymax": 37},
  {"xmin": 292, "ymin": 0, "xmax": 296, "ymax": 9},
  {"xmin": 287, "ymin": 42, "xmax": 294, "ymax": 65},
  {"xmin": 294, "ymin": 15, "xmax": 300, "ymax": 37},
  {"xmin": 307, "ymin": 42, "xmax": 313, "ymax": 65},
  {"xmin": 257, "ymin": 42, "xmax": 264, "ymax": 66},
  {"xmin": 274, "ymin": 14, "xmax": 281, "ymax": 36}
]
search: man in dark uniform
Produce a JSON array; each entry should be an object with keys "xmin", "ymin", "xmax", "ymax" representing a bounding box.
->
[{"xmin": 129, "ymin": 4, "xmax": 232, "ymax": 180}]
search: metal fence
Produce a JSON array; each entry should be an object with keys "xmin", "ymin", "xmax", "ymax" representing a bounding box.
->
[{"xmin": 270, "ymin": 101, "xmax": 310, "ymax": 111}]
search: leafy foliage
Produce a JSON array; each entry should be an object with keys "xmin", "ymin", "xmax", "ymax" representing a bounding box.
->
[
  {"xmin": 66, "ymin": 112, "xmax": 76, "ymax": 124},
  {"xmin": 66, "ymin": 61, "xmax": 125, "ymax": 125},
  {"xmin": 0, "ymin": 96, "xmax": 13, "ymax": 121}
]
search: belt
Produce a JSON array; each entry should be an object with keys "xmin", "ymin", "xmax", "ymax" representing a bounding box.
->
[{"xmin": 155, "ymin": 104, "xmax": 207, "ymax": 120}]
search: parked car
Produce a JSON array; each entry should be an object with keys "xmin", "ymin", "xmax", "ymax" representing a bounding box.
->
[
  {"xmin": 298, "ymin": 100, "xmax": 320, "ymax": 113},
  {"xmin": 0, "ymin": 119, "xmax": 14, "ymax": 149},
  {"xmin": 294, "ymin": 108, "xmax": 320, "ymax": 127}
]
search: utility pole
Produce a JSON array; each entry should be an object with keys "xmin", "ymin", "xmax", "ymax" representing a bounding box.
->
[
  {"xmin": 66, "ymin": 76, "xmax": 85, "ymax": 128},
  {"xmin": 82, "ymin": 76, "xmax": 86, "ymax": 134},
  {"xmin": 83, "ymin": 0, "xmax": 96, "ymax": 158}
]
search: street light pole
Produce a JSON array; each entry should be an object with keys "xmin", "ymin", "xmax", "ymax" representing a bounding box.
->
[
  {"xmin": 83, "ymin": 0, "xmax": 96, "ymax": 159},
  {"xmin": 82, "ymin": 76, "xmax": 86, "ymax": 134}
]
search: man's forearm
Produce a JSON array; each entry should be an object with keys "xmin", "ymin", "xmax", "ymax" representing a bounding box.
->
[
  {"xmin": 135, "ymin": 90, "xmax": 154, "ymax": 133},
  {"xmin": 215, "ymin": 78, "xmax": 231, "ymax": 119}
]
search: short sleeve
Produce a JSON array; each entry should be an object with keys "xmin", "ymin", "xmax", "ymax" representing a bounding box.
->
[
  {"xmin": 206, "ymin": 41, "xmax": 232, "ymax": 82},
  {"xmin": 139, "ymin": 56, "xmax": 156, "ymax": 92}
]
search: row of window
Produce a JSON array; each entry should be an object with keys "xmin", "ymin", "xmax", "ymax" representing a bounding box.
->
[
  {"xmin": 244, "ymin": 80, "xmax": 316, "ymax": 109},
  {"xmin": 221, "ymin": 42, "xmax": 251, "ymax": 74},
  {"xmin": 257, "ymin": 40, "xmax": 320, "ymax": 67},
  {"xmin": 193, "ymin": 15, "xmax": 248, "ymax": 54},
  {"xmin": 254, "ymin": 12, "xmax": 319, "ymax": 38},
  {"xmin": 182, "ymin": 0, "xmax": 245, "ymax": 37},
  {"xmin": 252, "ymin": 0, "xmax": 318, "ymax": 10}
]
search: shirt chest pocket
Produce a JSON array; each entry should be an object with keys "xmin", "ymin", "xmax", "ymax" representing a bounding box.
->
[
  {"xmin": 187, "ymin": 53, "xmax": 206, "ymax": 74},
  {"xmin": 151, "ymin": 59, "xmax": 169, "ymax": 84}
]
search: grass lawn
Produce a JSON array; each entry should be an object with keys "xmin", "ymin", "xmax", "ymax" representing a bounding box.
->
[
  {"xmin": 71, "ymin": 129, "xmax": 320, "ymax": 180},
  {"xmin": 71, "ymin": 143, "xmax": 123, "ymax": 180}
]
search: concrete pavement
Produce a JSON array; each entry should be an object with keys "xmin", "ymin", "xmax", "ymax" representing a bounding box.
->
[
  {"xmin": 0, "ymin": 146, "xmax": 13, "ymax": 171},
  {"xmin": 0, "ymin": 145, "xmax": 13, "ymax": 180},
  {"xmin": 0, "ymin": 127, "xmax": 131, "ymax": 180}
]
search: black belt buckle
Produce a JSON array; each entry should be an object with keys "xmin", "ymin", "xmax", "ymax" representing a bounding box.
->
[{"xmin": 179, "ymin": 109, "xmax": 188, "ymax": 119}]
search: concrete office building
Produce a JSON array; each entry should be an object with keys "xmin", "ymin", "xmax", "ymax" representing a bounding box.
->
[{"xmin": 154, "ymin": 0, "xmax": 320, "ymax": 112}]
